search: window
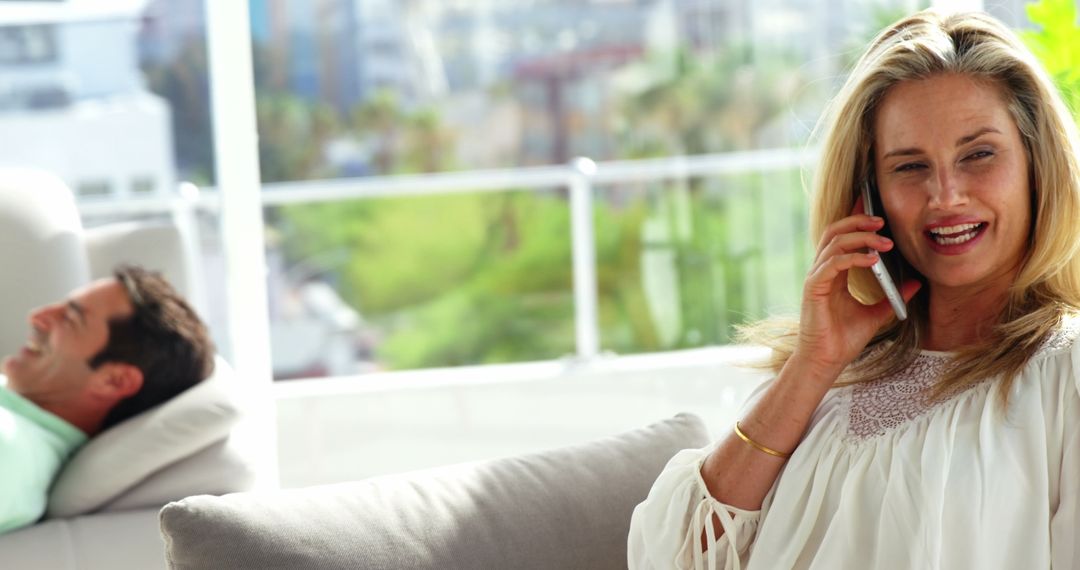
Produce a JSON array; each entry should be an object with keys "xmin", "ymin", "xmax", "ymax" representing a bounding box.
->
[
  {"xmin": 132, "ymin": 176, "xmax": 157, "ymax": 195},
  {"xmin": 77, "ymin": 179, "xmax": 111, "ymax": 197},
  {"xmin": 0, "ymin": 25, "xmax": 58, "ymax": 65}
]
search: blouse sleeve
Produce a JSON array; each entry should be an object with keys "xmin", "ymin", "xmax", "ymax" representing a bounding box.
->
[
  {"xmin": 628, "ymin": 446, "xmax": 761, "ymax": 570},
  {"xmin": 1051, "ymin": 337, "xmax": 1080, "ymax": 567}
]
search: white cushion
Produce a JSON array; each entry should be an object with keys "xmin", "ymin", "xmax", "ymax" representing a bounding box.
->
[
  {"xmin": 47, "ymin": 357, "xmax": 242, "ymax": 518},
  {"xmin": 100, "ymin": 435, "xmax": 257, "ymax": 513}
]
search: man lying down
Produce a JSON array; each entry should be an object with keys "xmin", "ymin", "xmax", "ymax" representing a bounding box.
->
[{"xmin": 0, "ymin": 265, "xmax": 214, "ymax": 534}]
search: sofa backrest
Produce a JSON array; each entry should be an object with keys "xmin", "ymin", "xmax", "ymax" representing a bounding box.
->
[{"xmin": 160, "ymin": 413, "xmax": 711, "ymax": 570}]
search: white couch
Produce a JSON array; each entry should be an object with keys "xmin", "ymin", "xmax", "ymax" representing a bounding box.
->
[{"xmin": 0, "ymin": 169, "xmax": 257, "ymax": 569}]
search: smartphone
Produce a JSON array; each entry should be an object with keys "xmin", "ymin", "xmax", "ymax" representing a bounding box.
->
[{"xmin": 861, "ymin": 178, "xmax": 907, "ymax": 320}]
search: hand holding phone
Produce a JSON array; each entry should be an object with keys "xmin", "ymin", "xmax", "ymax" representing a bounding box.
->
[{"xmin": 860, "ymin": 179, "xmax": 907, "ymax": 321}]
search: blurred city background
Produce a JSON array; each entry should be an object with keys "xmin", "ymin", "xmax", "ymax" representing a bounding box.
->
[{"xmin": 1, "ymin": 0, "xmax": 1074, "ymax": 382}]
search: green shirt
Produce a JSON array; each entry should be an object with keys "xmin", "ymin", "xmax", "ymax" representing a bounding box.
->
[{"xmin": 0, "ymin": 384, "xmax": 87, "ymax": 534}]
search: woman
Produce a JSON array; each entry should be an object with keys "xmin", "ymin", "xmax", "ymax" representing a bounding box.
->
[{"xmin": 629, "ymin": 9, "xmax": 1080, "ymax": 570}]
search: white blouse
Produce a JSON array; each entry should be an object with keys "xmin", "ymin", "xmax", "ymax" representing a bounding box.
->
[{"xmin": 629, "ymin": 319, "xmax": 1080, "ymax": 570}]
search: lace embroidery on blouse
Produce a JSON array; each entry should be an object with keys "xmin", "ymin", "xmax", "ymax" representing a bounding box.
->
[
  {"xmin": 845, "ymin": 318, "xmax": 1080, "ymax": 442},
  {"xmin": 846, "ymin": 352, "xmax": 951, "ymax": 441}
]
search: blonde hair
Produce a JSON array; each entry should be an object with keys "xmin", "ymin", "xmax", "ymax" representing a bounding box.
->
[{"xmin": 741, "ymin": 9, "xmax": 1080, "ymax": 404}]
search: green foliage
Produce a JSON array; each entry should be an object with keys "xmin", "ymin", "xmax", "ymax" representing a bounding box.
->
[
  {"xmin": 257, "ymin": 94, "xmax": 339, "ymax": 183},
  {"xmin": 1021, "ymin": 0, "xmax": 1080, "ymax": 120},
  {"xmin": 595, "ymin": 170, "xmax": 809, "ymax": 353},
  {"xmin": 350, "ymin": 90, "xmax": 457, "ymax": 175},
  {"xmin": 373, "ymin": 193, "xmax": 578, "ymax": 367},
  {"xmin": 282, "ymin": 194, "xmax": 500, "ymax": 313},
  {"xmin": 617, "ymin": 46, "xmax": 813, "ymax": 158},
  {"xmin": 281, "ymin": 188, "xmax": 676, "ymax": 368},
  {"xmin": 608, "ymin": 47, "xmax": 814, "ymax": 351}
]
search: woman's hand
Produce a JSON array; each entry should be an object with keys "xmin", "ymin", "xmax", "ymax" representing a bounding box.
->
[{"xmin": 793, "ymin": 198, "xmax": 921, "ymax": 380}]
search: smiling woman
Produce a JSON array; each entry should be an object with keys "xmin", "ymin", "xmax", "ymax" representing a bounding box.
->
[{"xmin": 628, "ymin": 8, "xmax": 1080, "ymax": 570}]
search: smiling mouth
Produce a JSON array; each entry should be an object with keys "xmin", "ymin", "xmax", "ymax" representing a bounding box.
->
[
  {"xmin": 23, "ymin": 330, "xmax": 45, "ymax": 356},
  {"xmin": 926, "ymin": 222, "xmax": 987, "ymax": 246}
]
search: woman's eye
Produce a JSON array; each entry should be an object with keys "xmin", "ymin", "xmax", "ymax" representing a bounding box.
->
[
  {"xmin": 966, "ymin": 150, "xmax": 994, "ymax": 161},
  {"xmin": 895, "ymin": 162, "xmax": 925, "ymax": 172}
]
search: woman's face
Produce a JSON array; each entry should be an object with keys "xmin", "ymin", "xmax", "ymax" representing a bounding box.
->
[{"xmin": 873, "ymin": 73, "xmax": 1032, "ymax": 293}]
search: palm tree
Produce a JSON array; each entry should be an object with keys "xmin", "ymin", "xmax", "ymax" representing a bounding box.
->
[
  {"xmin": 616, "ymin": 47, "xmax": 812, "ymax": 346},
  {"xmin": 351, "ymin": 89, "xmax": 406, "ymax": 175}
]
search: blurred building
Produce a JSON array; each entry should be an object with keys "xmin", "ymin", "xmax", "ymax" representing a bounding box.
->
[
  {"xmin": 248, "ymin": 0, "xmax": 424, "ymax": 116},
  {"xmin": 137, "ymin": 0, "xmax": 203, "ymax": 65},
  {"xmin": 0, "ymin": 0, "xmax": 176, "ymax": 201}
]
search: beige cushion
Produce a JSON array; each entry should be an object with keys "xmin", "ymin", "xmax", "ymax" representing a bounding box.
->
[
  {"xmin": 48, "ymin": 357, "xmax": 243, "ymax": 518},
  {"xmin": 159, "ymin": 413, "xmax": 710, "ymax": 570}
]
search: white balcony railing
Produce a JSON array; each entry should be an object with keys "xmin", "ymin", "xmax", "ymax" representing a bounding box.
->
[{"xmin": 77, "ymin": 147, "xmax": 816, "ymax": 386}]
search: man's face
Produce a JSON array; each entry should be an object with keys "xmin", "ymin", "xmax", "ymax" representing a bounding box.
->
[{"xmin": 2, "ymin": 278, "xmax": 133, "ymax": 404}]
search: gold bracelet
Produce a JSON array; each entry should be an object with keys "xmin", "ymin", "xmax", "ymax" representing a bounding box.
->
[{"xmin": 733, "ymin": 422, "xmax": 792, "ymax": 459}]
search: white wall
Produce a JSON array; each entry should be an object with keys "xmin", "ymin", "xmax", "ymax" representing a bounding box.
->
[{"xmin": 276, "ymin": 346, "xmax": 771, "ymax": 487}]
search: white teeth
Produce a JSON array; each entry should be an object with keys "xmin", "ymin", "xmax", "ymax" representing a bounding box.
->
[
  {"xmin": 25, "ymin": 339, "xmax": 42, "ymax": 354},
  {"xmin": 936, "ymin": 233, "xmax": 976, "ymax": 245},
  {"xmin": 929, "ymin": 223, "xmax": 981, "ymax": 235},
  {"xmin": 924, "ymin": 224, "xmax": 984, "ymax": 245},
  {"xmin": 928, "ymin": 222, "xmax": 984, "ymax": 246}
]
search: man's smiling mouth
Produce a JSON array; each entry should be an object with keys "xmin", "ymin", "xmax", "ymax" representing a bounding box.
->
[{"xmin": 24, "ymin": 329, "xmax": 46, "ymax": 355}]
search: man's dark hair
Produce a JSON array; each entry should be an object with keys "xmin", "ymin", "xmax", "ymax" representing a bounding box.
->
[{"xmin": 90, "ymin": 265, "xmax": 215, "ymax": 430}]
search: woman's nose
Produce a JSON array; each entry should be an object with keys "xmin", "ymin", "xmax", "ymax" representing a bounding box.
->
[{"xmin": 928, "ymin": 168, "xmax": 969, "ymax": 209}]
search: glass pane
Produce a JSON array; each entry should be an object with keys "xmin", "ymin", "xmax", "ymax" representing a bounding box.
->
[
  {"xmin": 595, "ymin": 165, "xmax": 811, "ymax": 354},
  {"xmin": 265, "ymin": 189, "xmax": 575, "ymax": 379}
]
